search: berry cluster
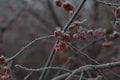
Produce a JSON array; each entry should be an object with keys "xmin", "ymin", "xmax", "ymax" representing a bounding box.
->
[
  {"xmin": 0, "ymin": 66, "xmax": 11, "ymax": 80},
  {"xmin": 114, "ymin": 7, "xmax": 120, "ymax": 29},
  {"xmin": 101, "ymin": 7, "xmax": 120, "ymax": 48},
  {"xmin": 54, "ymin": 0, "xmax": 75, "ymax": 12},
  {"xmin": 0, "ymin": 56, "xmax": 11, "ymax": 80},
  {"xmin": 55, "ymin": 41, "xmax": 67, "ymax": 51},
  {"xmin": 54, "ymin": 1, "xmax": 120, "ymax": 50},
  {"xmin": 54, "ymin": 29, "xmax": 70, "ymax": 51}
]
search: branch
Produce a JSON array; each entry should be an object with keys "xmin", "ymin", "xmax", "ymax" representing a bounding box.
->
[
  {"xmin": 15, "ymin": 64, "xmax": 70, "ymax": 72},
  {"xmin": 15, "ymin": 64, "xmax": 87, "ymax": 80},
  {"xmin": 39, "ymin": 0, "xmax": 87, "ymax": 80},
  {"xmin": 52, "ymin": 61, "xmax": 120, "ymax": 80}
]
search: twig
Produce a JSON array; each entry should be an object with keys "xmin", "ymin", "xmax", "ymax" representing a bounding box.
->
[
  {"xmin": 6, "ymin": 35, "xmax": 54, "ymax": 62},
  {"xmin": 79, "ymin": 71, "xmax": 84, "ymax": 80},
  {"xmin": 96, "ymin": 0, "xmax": 120, "ymax": 6},
  {"xmin": 39, "ymin": 0, "xmax": 87, "ymax": 80},
  {"xmin": 46, "ymin": 0, "xmax": 62, "ymax": 27},
  {"xmin": 24, "ymin": 72, "xmax": 33, "ymax": 80},
  {"xmin": 15, "ymin": 64, "xmax": 71, "ymax": 72}
]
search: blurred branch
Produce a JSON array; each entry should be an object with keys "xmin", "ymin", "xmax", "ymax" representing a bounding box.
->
[
  {"xmin": 46, "ymin": 0, "xmax": 62, "ymax": 27},
  {"xmin": 21, "ymin": 0, "xmax": 54, "ymax": 33},
  {"xmin": 28, "ymin": 9, "xmax": 53, "ymax": 33},
  {"xmin": 0, "ymin": 8, "xmax": 25, "ymax": 43},
  {"xmin": 3, "ymin": 9, "xmax": 25, "ymax": 27}
]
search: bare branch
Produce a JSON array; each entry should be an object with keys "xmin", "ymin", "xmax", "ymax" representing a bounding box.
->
[{"xmin": 52, "ymin": 61, "xmax": 120, "ymax": 80}]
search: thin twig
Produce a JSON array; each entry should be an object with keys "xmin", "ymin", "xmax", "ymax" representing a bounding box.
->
[
  {"xmin": 79, "ymin": 71, "xmax": 84, "ymax": 80},
  {"xmin": 96, "ymin": 0, "xmax": 120, "ymax": 6},
  {"xmin": 6, "ymin": 35, "xmax": 54, "ymax": 62},
  {"xmin": 16, "ymin": 64, "xmax": 70, "ymax": 72},
  {"xmin": 24, "ymin": 72, "xmax": 33, "ymax": 80}
]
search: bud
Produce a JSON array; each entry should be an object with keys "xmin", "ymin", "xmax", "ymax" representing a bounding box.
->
[
  {"xmin": 109, "ymin": 31, "xmax": 120, "ymax": 39},
  {"xmin": 60, "ymin": 34, "xmax": 70, "ymax": 42},
  {"xmin": 0, "ymin": 56, "xmax": 6, "ymax": 65},
  {"xmin": 73, "ymin": 33, "xmax": 80, "ymax": 39},
  {"xmin": 115, "ymin": 7, "xmax": 120, "ymax": 18},
  {"xmin": 73, "ymin": 20, "xmax": 81, "ymax": 26},
  {"xmin": 54, "ymin": 30, "xmax": 62, "ymax": 38},
  {"xmin": 102, "ymin": 41, "xmax": 112, "ymax": 48},
  {"xmin": 114, "ymin": 21, "xmax": 120, "ymax": 29},
  {"xmin": 87, "ymin": 30, "xmax": 93, "ymax": 35},
  {"xmin": 63, "ymin": 1, "xmax": 75, "ymax": 11}
]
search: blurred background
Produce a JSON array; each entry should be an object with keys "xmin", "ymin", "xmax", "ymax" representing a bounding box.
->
[{"xmin": 0, "ymin": 0, "xmax": 120, "ymax": 80}]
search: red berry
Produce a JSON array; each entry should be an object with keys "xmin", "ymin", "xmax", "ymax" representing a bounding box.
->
[
  {"xmin": 68, "ymin": 26, "xmax": 74, "ymax": 31},
  {"xmin": 55, "ymin": 44, "xmax": 61, "ymax": 51},
  {"xmin": 102, "ymin": 41, "xmax": 112, "ymax": 48},
  {"xmin": 94, "ymin": 28, "xmax": 106, "ymax": 37},
  {"xmin": 54, "ymin": 30, "xmax": 62, "ymax": 38},
  {"xmin": 60, "ymin": 34, "xmax": 70, "ymax": 42},
  {"xmin": 63, "ymin": 1, "xmax": 75, "ymax": 11},
  {"xmin": 0, "ymin": 56, "xmax": 6, "ymax": 65},
  {"xmin": 87, "ymin": 30, "xmax": 93, "ymax": 35},
  {"xmin": 2, "ymin": 66, "xmax": 10, "ymax": 74},
  {"xmin": 109, "ymin": 31, "xmax": 120, "ymax": 39},
  {"xmin": 115, "ymin": 7, "xmax": 120, "ymax": 18},
  {"xmin": 73, "ymin": 33, "xmax": 80, "ymax": 39},
  {"xmin": 68, "ymin": 24, "xmax": 75, "ymax": 31},
  {"xmin": 54, "ymin": 0, "xmax": 63, "ymax": 7},
  {"xmin": 1, "ymin": 75, "xmax": 10, "ymax": 80},
  {"xmin": 73, "ymin": 21, "xmax": 81, "ymax": 26},
  {"xmin": 55, "ymin": 41, "xmax": 67, "ymax": 51},
  {"xmin": 115, "ymin": 21, "xmax": 120, "ymax": 29}
]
